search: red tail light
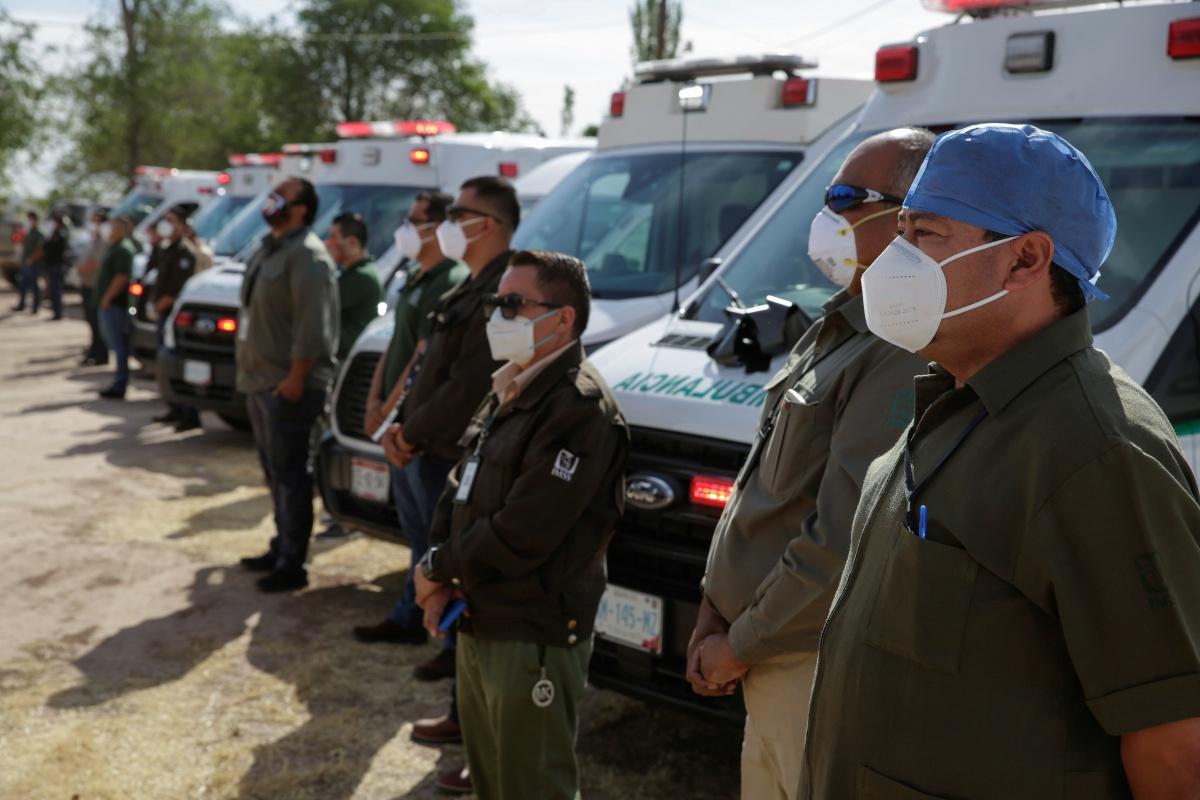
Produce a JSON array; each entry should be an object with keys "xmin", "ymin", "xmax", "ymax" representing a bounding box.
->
[
  {"xmin": 174, "ymin": 310, "xmax": 194, "ymax": 329},
  {"xmin": 690, "ymin": 475, "xmax": 735, "ymax": 510},
  {"xmin": 780, "ymin": 77, "xmax": 816, "ymax": 108},
  {"xmin": 876, "ymin": 45, "xmax": 918, "ymax": 82},
  {"xmin": 498, "ymin": 162, "xmax": 518, "ymax": 178},
  {"xmin": 216, "ymin": 317, "xmax": 237, "ymax": 333},
  {"xmin": 129, "ymin": 283, "xmax": 145, "ymax": 297},
  {"xmin": 610, "ymin": 91, "xmax": 626, "ymax": 117},
  {"xmin": 410, "ymin": 148, "xmax": 431, "ymax": 165},
  {"xmin": 1168, "ymin": 17, "xmax": 1200, "ymax": 59},
  {"xmin": 12, "ymin": 227, "xmax": 24, "ymax": 243}
]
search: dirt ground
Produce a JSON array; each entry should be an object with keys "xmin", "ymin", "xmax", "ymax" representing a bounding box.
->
[{"xmin": 0, "ymin": 288, "xmax": 741, "ymax": 800}]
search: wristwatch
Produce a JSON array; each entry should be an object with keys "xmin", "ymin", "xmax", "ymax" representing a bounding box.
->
[{"xmin": 420, "ymin": 546, "xmax": 438, "ymax": 581}]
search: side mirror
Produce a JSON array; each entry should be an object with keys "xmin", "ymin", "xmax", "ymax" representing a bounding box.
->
[{"xmin": 706, "ymin": 295, "xmax": 811, "ymax": 373}]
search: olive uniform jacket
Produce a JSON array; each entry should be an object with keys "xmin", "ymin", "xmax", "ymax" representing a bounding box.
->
[{"xmin": 428, "ymin": 341, "xmax": 631, "ymax": 648}]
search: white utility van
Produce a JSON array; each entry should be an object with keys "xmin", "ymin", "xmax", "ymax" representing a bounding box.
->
[
  {"xmin": 159, "ymin": 123, "xmax": 595, "ymax": 429},
  {"xmin": 585, "ymin": 0, "xmax": 1200, "ymax": 720},
  {"xmin": 511, "ymin": 53, "xmax": 872, "ymax": 349}
]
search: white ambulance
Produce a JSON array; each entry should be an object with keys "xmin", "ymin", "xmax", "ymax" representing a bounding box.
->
[
  {"xmin": 585, "ymin": 0, "xmax": 1200, "ymax": 719},
  {"xmin": 159, "ymin": 123, "xmax": 594, "ymax": 428},
  {"xmin": 316, "ymin": 55, "xmax": 872, "ymax": 540},
  {"xmin": 106, "ymin": 166, "xmax": 221, "ymax": 248}
]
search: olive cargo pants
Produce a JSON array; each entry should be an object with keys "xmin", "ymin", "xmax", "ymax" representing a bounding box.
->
[
  {"xmin": 741, "ymin": 651, "xmax": 818, "ymax": 800},
  {"xmin": 456, "ymin": 632, "xmax": 592, "ymax": 800}
]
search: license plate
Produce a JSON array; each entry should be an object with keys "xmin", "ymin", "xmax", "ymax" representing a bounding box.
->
[
  {"xmin": 183, "ymin": 359, "xmax": 212, "ymax": 386},
  {"xmin": 350, "ymin": 457, "xmax": 390, "ymax": 503},
  {"xmin": 594, "ymin": 584, "xmax": 663, "ymax": 654}
]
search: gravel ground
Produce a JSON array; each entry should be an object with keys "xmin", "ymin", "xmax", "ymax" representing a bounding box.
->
[{"xmin": 0, "ymin": 289, "xmax": 741, "ymax": 800}]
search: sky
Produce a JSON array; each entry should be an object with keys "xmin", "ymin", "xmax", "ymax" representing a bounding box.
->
[{"xmin": 1, "ymin": 0, "xmax": 950, "ymax": 198}]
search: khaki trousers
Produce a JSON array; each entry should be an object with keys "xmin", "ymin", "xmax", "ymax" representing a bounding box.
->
[{"xmin": 740, "ymin": 652, "xmax": 818, "ymax": 800}]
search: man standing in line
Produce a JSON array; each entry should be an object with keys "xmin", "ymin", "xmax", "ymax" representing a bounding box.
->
[
  {"xmin": 325, "ymin": 212, "xmax": 382, "ymax": 361},
  {"xmin": 95, "ymin": 215, "xmax": 138, "ymax": 400},
  {"xmin": 12, "ymin": 210, "xmax": 44, "ymax": 313},
  {"xmin": 42, "ymin": 210, "xmax": 71, "ymax": 321},
  {"xmin": 803, "ymin": 123, "xmax": 1200, "ymax": 799},
  {"xmin": 77, "ymin": 210, "xmax": 110, "ymax": 366},
  {"xmin": 686, "ymin": 128, "xmax": 934, "ymax": 800},
  {"xmin": 149, "ymin": 205, "xmax": 203, "ymax": 431},
  {"xmin": 236, "ymin": 178, "xmax": 339, "ymax": 593}
]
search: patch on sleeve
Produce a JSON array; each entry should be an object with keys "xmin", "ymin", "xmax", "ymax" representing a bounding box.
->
[
  {"xmin": 1134, "ymin": 552, "xmax": 1172, "ymax": 610},
  {"xmin": 552, "ymin": 449, "xmax": 580, "ymax": 482}
]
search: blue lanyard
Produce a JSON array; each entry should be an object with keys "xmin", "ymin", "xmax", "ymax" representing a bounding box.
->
[{"xmin": 903, "ymin": 408, "xmax": 988, "ymax": 533}]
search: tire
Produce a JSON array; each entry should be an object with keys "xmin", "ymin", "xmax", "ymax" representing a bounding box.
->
[{"xmin": 218, "ymin": 412, "xmax": 252, "ymax": 432}]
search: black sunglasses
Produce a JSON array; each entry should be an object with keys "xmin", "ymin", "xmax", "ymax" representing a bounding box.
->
[
  {"xmin": 483, "ymin": 292, "xmax": 563, "ymax": 321},
  {"xmin": 824, "ymin": 183, "xmax": 905, "ymax": 214},
  {"xmin": 447, "ymin": 205, "xmax": 505, "ymax": 225}
]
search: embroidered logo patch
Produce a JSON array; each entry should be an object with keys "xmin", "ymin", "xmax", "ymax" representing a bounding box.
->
[{"xmin": 552, "ymin": 449, "xmax": 579, "ymax": 482}]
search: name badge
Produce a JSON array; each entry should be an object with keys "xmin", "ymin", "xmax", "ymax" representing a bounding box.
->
[{"xmin": 454, "ymin": 457, "xmax": 480, "ymax": 504}]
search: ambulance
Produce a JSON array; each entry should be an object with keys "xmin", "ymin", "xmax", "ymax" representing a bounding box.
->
[
  {"xmin": 107, "ymin": 166, "xmax": 221, "ymax": 247},
  {"xmin": 584, "ymin": 0, "xmax": 1200, "ymax": 720},
  {"xmin": 158, "ymin": 123, "xmax": 594, "ymax": 429},
  {"xmin": 129, "ymin": 154, "xmax": 284, "ymax": 365},
  {"xmin": 317, "ymin": 54, "xmax": 873, "ymax": 540}
]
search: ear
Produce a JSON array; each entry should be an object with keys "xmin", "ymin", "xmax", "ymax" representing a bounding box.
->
[
  {"xmin": 558, "ymin": 305, "xmax": 577, "ymax": 334},
  {"xmin": 1004, "ymin": 231, "xmax": 1054, "ymax": 292}
]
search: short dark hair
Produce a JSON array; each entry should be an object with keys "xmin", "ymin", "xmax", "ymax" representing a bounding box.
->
[
  {"xmin": 417, "ymin": 190, "xmax": 453, "ymax": 223},
  {"xmin": 93, "ymin": 210, "xmax": 109, "ymax": 223},
  {"xmin": 287, "ymin": 177, "xmax": 318, "ymax": 225},
  {"xmin": 167, "ymin": 203, "xmax": 195, "ymax": 225},
  {"xmin": 114, "ymin": 213, "xmax": 136, "ymax": 229},
  {"xmin": 332, "ymin": 212, "xmax": 368, "ymax": 249},
  {"xmin": 983, "ymin": 229, "xmax": 1085, "ymax": 316},
  {"xmin": 510, "ymin": 249, "xmax": 591, "ymax": 336},
  {"xmin": 461, "ymin": 176, "xmax": 520, "ymax": 230},
  {"xmin": 26, "ymin": 210, "xmax": 38, "ymax": 221}
]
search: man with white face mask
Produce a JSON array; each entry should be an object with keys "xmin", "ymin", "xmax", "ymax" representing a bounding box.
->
[
  {"xmin": 413, "ymin": 250, "xmax": 629, "ymax": 800},
  {"xmin": 804, "ymin": 124, "xmax": 1200, "ymax": 800},
  {"xmin": 686, "ymin": 127, "xmax": 933, "ymax": 800},
  {"xmin": 149, "ymin": 205, "xmax": 202, "ymax": 430},
  {"xmin": 376, "ymin": 176, "xmax": 517, "ymax": 761}
]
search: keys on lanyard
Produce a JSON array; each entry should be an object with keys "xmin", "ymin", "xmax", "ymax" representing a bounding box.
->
[{"xmin": 532, "ymin": 645, "xmax": 555, "ymax": 708}]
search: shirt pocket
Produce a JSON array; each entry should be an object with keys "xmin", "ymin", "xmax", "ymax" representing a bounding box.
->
[
  {"xmin": 858, "ymin": 765, "xmax": 952, "ymax": 799},
  {"xmin": 863, "ymin": 522, "xmax": 978, "ymax": 674},
  {"xmin": 759, "ymin": 384, "xmax": 831, "ymax": 496}
]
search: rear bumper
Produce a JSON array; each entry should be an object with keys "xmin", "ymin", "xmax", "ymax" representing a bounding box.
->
[
  {"xmin": 157, "ymin": 346, "xmax": 246, "ymax": 418},
  {"xmin": 131, "ymin": 319, "xmax": 158, "ymax": 363},
  {"xmin": 316, "ymin": 431, "xmax": 405, "ymax": 543}
]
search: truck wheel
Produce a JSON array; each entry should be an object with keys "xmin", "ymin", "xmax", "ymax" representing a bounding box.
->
[{"xmin": 217, "ymin": 412, "xmax": 252, "ymax": 432}]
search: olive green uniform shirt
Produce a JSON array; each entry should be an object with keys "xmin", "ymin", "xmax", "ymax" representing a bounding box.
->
[
  {"xmin": 379, "ymin": 258, "xmax": 468, "ymax": 397},
  {"xmin": 21, "ymin": 227, "xmax": 44, "ymax": 264},
  {"xmin": 235, "ymin": 227, "xmax": 339, "ymax": 395},
  {"xmin": 803, "ymin": 309, "xmax": 1200, "ymax": 800},
  {"xmin": 95, "ymin": 238, "xmax": 138, "ymax": 309},
  {"xmin": 703, "ymin": 291, "xmax": 924, "ymax": 663},
  {"xmin": 336, "ymin": 258, "xmax": 382, "ymax": 360},
  {"xmin": 150, "ymin": 238, "xmax": 200, "ymax": 304}
]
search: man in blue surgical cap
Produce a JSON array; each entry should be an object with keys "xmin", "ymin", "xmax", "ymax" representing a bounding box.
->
[{"xmin": 801, "ymin": 124, "xmax": 1200, "ymax": 800}]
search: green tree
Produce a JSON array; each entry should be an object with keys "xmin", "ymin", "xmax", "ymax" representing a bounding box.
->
[
  {"xmin": 0, "ymin": 12, "xmax": 44, "ymax": 185},
  {"xmin": 630, "ymin": 0, "xmax": 682, "ymax": 66},
  {"xmin": 294, "ymin": 0, "xmax": 539, "ymax": 132}
]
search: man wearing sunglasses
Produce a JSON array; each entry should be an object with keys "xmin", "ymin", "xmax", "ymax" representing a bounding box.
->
[
  {"xmin": 687, "ymin": 128, "xmax": 935, "ymax": 799},
  {"xmin": 414, "ymin": 250, "xmax": 629, "ymax": 800},
  {"xmin": 354, "ymin": 192, "xmax": 468, "ymax": 674},
  {"xmin": 377, "ymin": 176, "xmax": 517, "ymax": 756}
]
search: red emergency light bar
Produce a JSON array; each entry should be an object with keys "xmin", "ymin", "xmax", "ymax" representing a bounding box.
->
[
  {"xmin": 282, "ymin": 144, "xmax": 339, "ymax": 164},
  {"xmin": 690, "ymin": 475, "xmax": 735, "ymax": 510},
  {"xmin": 876, "ymin": 45, "xmax": 919, "ymax": 82},
  {"xmin": 1169, "ymin": 17, "xmax": 1200, "ymax": 59},
  {"xmin": 135, "ymin": 165, "xmax": 177, "ymax": 177},
  {"xmin": 228, "ymin": 153, "xmax": 285, "ymax": 167},
  {"xmin": 336, "ymin": 120, "xmax": 457, "ymax": 139}
]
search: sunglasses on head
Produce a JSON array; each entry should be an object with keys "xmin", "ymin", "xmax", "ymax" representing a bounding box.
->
[
  {"xmin": 824, "ymin": 183, "xmax": 905, "ymax": 214},
  {"xmin": 483, "ymin": 292, "xmax": 563, "ymax": 320}
]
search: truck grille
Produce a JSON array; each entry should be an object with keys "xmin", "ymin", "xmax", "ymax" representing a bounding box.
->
[
  {"xmin": 175, "ymin": 303, "xmax": 237, "ymax": 361},
  {"xmin": 334, "ymin": 351, "xmax": 382, "ymax": 443}
]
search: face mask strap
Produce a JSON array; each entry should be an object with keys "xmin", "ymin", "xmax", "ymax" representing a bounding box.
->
[
  {"xmin": 939, "ymin": 234, "xmax": 1018, "ymax": 268},
  {"xmin": 847, "ymin": 205, "xmax": 902, "ymax": 233},
  {"xmin": 943, "ymin": 288, "xmax": 1009, "ymax": 319}
]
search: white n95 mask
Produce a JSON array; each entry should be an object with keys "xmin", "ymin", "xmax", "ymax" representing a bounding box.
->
[
  {"xmin": 435, "ymin": 218, "xmax": 483, "ymax": 261},
  {"xmin": 156, "ymin": 220, "xmax": 175, "ymax": 240},
  {"xmin": 807, "ymin": 205, "xmax": 900, "ymax": 288},
  {"xmin": 485, "ymin": 307, "xmax": 560, "ymax": 366},
  {"xmin": 394, "ymin": 221, "xmax": 435, "ymax": 260},
  {"xmin": 862, "ymin": 234, "xmax": 1017, "ymax": 352}
]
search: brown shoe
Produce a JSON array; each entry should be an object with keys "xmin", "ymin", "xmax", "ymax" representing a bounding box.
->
[
  {"xmin": 413, "ymin": 648, "xmax": 456, "ymax": 682},
  {"xmin": 434, "ymin": 764, "xmax": 471, "ymax": 795},
  {"xmin": 411, "ymin": 714, "xmax": 462, "ymax": 745}
]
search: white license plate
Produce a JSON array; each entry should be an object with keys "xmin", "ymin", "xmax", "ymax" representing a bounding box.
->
[
  {"xmin": 350, "ymin": 457, "xmax": 390, "ymax": 503},
  {"xmin": 183, "ymin": 359, "xmax": 212, "ymax": 386},
  {"xmin": 594, "ymin": 584, "xmax": 663, "ymax": 654}
]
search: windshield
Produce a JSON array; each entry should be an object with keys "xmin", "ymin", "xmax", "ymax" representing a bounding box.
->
[
  {"xmin": 212, "ymin": 191, "xmax": 270, "ymax": 257},
  {"xmin": 690, "ymin": 118, "xmax": 1200, "ymax": 333},
  {"xmin": 109, "ymin": 190, "xmax": 162, "ymax": 226},
  {"xmin": 310, "ymin": 183, "xmax": 422, "ymax": 258},
  {"xmin": 191, "ymin": 194, "xmax": 252, "ymax": 243},
  {"xmin": 514, "ymin": 149, "xmax": 801, "ymax": 300}
]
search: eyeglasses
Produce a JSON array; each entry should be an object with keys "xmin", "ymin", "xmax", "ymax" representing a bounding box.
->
[
  {"xmin": 447, "ymin": 204, "xmax": 505, "ymax": 225},
  {"xmin": 824, "ymin": 183, "xmax": 905, "ymax": 214},
  {"xmin": 483, "ymin": 292, "xmax": 563, "ymax": 320}
]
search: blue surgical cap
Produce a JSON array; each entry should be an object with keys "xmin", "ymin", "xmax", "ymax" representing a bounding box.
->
[{"xmin": 904, "ymin": 123, "xmax": 1116, "ymax": 302}]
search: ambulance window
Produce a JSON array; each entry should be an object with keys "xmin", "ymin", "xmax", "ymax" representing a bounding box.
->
[
  {"xmin": 310, "ymin": 183, "xmax": 422, "ymax": 257},
  {"xmin": 514, "ymin": 150, "xmax": 801, "ymax": 299},
  {"xmin": 192, "ymin": 195, "xmax": 253, "ymax": 242},
  {"xmin": 1033, "ymin": 118, "xmax": 1200, "ymax": 332},
  {"xmin": 109, "ymin": 190, "xmax": 161, "ymax": 226},
  {"xmin": 689, "ymin": 135, "xmax": 864, "ymax": 324},
  {"xmin": 212, "ymin": 193, "xmax": 270, "ymax": 257}
]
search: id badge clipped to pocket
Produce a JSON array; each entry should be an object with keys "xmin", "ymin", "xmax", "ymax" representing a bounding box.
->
[{"xmin": 454, "ymin": 457, "xmax": 480, "ymax": 505}]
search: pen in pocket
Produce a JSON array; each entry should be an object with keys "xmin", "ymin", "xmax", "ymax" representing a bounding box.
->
[{"xmin": 918, "ymin": 504, "xmax": 928, "ymax": 540}]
